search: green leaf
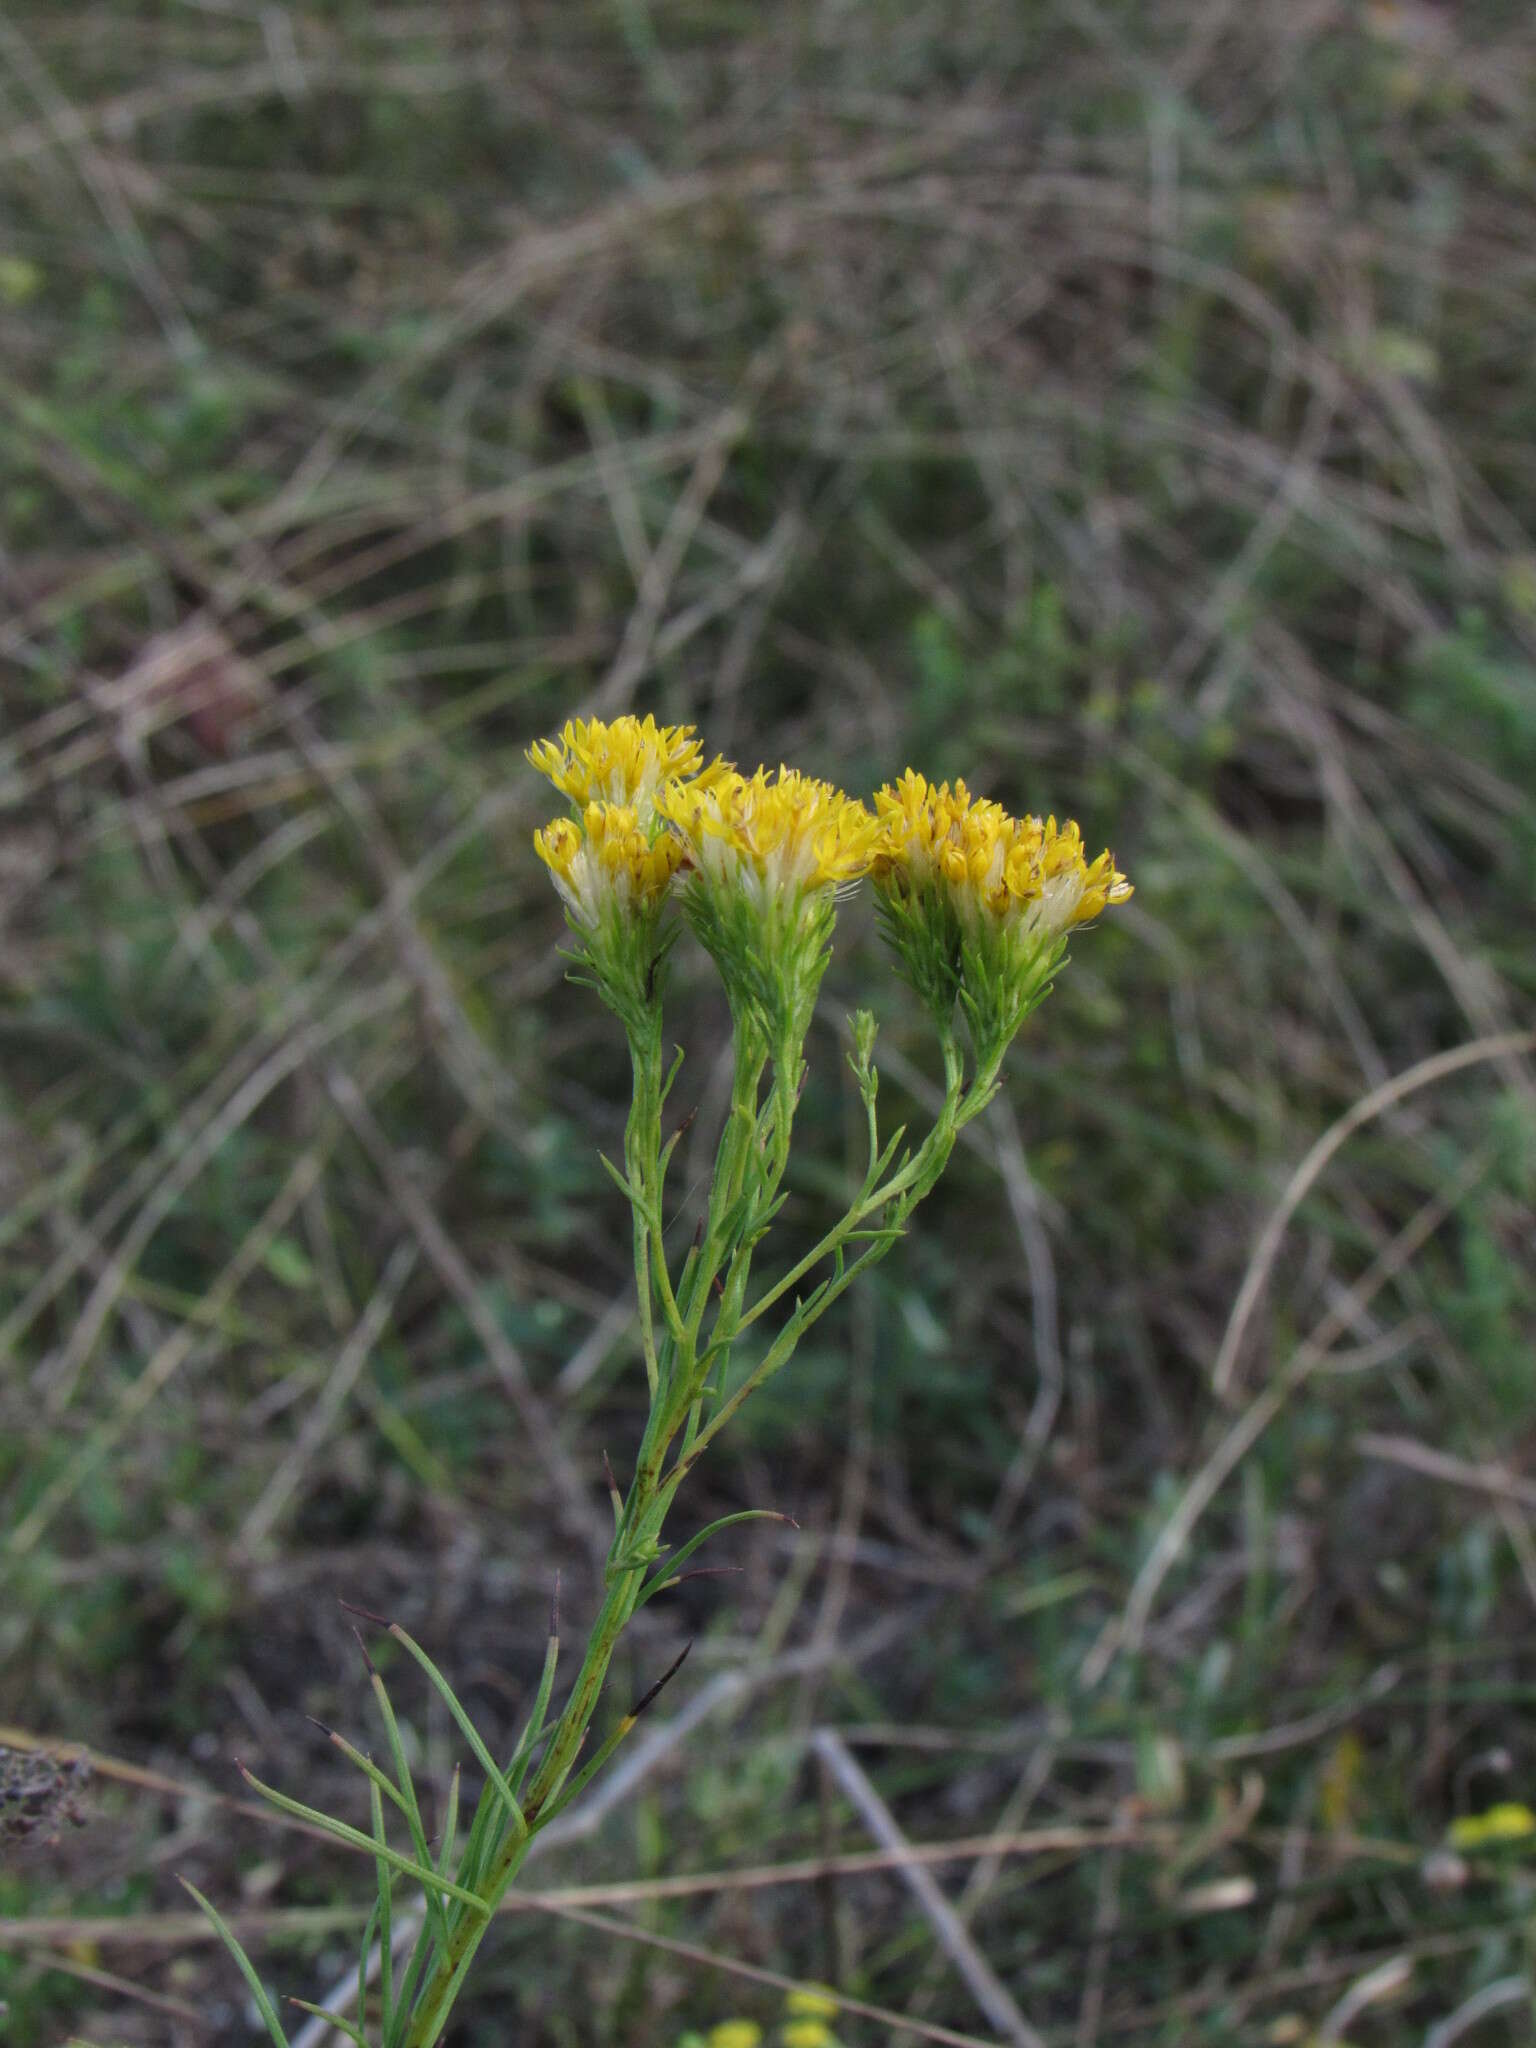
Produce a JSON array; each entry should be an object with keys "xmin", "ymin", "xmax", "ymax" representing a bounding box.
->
[
  {"xmin": 369, "ymin": 1777, "xmax": 396, "ymax": 2038},
  {"xmin": 263, "ymin": 1237, "xmax": 316, "ymax": 1290},
  {"xmin": 507, "ymin": 1620, "xmax": 560, "ymax": 1796},
  {"xmin": 235, "ymin": 1763, "xmax": 490, "ymax": 1912},
  {"xmin": 437, "ymin": 1763, "xmax": 462, "ymax": 1880},
  {"xmin": 387, "ymin": 1624, "xmax": 527, "ymax": 1839},
  {"xmin": 598, "ymin": 1151, "xmax": 643, "ymax": 1203},
  {"xmin": 177, "ymin": 1877, "xmax": 291, "ymax": 2047},
  {"xmin": 364, "ymin": 1674, "xmax": 452, "ymax": 1955},
  {"xmin": 288, "ymin": 2000, "xmax": 371, "ymax": 2048},
  {"xmin": 636, "ymin": 1509, "xmax": 795, "ymax": 1608}
]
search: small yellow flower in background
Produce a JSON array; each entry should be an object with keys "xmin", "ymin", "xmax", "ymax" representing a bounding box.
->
[
  {"xmin": 527, "ymin": 713, "xmax": 716, "ymax": 819},
  {"xmin": 1447, "ymin": 1801, "xmax": 1536, "ymax": 1850},
  {"xmin": 780, "ymin": 2021, "xmax": 837, "ymax": 2048},
  {"xmin": 783, "ymin": 1986, "xmax": 839, "ymax": 2020},
  {"xmin": 1318, "ymin": 1730, "xmax": 1364, "ymax": 1833},
  {"xmin": 658, "ymin": 765, "xmax": 878, "ymax": 902},
  {"xmin": 706, "ymin": 2022, "xmax": 763, "ymax": 2048},
  {"xmin": 532, "ymin": 801, "xmax": 684, "ymax": 929},
  {"xmin": 0, "ymin": 254, "xmax": 42, "ymax": 305}
]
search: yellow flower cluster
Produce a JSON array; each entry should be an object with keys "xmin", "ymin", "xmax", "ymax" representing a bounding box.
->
[
  {"xmin": 692, "ymin": 1986, "xmax": 842, "ymax": 2048},
  {"xmin": 657, "ymin": 765, "xmax": 879, "ymax": 902},
  {"xmin": 533, "ymin": 802, "xmax": 684, "ymax": 929},
  {"xmin": 527, "ymin": 718, "xmax": 1130, "ymax": 1052},
  {"xmin": 526, "ymin": 713, "xmax": 711, "ymax": 817},
  {"xmin": 528, "ymin": 715, "xmax": 715, "ymax": 939},
  {"xmin": 873, "ymin": 769, "xmax": 1131, "ymax": 937},
  {"xmin": 779, "ymin": 1990, "xmax": 840, "ymax": 2048}
]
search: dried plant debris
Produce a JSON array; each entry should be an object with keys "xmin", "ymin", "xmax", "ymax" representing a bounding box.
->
[{"xmin": 0, "ymin": 1745, "xmax": 91, "ymax": 1849}]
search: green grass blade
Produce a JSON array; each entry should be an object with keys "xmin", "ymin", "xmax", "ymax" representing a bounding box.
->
[{"xmin": 177, "ymin": 1877, "xmax": 291, "ymax": 2047}]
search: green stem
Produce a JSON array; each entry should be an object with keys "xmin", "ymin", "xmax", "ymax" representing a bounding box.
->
[
  {"xmin": 401, "ymin": 1507, "xmax": 652, "ymax": 2045},
  {"xmin": 732, "ymin": 1030, "xmax": 966, "ymax": 1339},
  {"xmin": 402, "ymin": 1026, "xmax": 978, "ymax": 2046},
  {"xmin": 624, "ymin": 1021, "xmax": 664, "ymax": 1398},
  {"xmin": 662, "ymin": 1032, "xmax": 970, "ymax": 1492}
]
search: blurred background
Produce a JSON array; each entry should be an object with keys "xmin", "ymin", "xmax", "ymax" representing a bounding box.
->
[{"xmin": 2, "ymin": 4, "xmax": 1535, "ymax": 2043}]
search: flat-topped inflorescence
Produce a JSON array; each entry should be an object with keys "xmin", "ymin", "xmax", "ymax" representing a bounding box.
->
[{"xmin": 525, "ymin": 723, "xmax": 1131, "ymax": 1078}]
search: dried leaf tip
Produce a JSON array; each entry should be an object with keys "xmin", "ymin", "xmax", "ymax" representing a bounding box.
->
[{"xmin": 627, "ymin": 1639, "xmax": 693, "ymax": 1723}]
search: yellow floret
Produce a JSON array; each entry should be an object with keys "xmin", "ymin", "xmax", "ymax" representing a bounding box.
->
[
  {"xmin": 1448, "ymin": 1802, "xmax": 1536, "ymax": 1850},
  {"xmin": 779, "ymin": 2025, "xmax": 836, "ymax": 2048},
  {"xmin": 658, "ymin": 766, "xmax": 879, "ymax": 899},
  {"xmin": 706, "ymin": 2024, "xmax": 763, "ymax": 2048},
  {"xmin": 526, "ymin": 714, "xmax": 714, "ymax": 816},
  {"xmin": 533, "ymin": 801, "xmax": 683, "ymax": 928},
  {"xmin": 783, "ymin": 1985, "xmax": 840, "ymax": 2019},
  {"xmin": 874, "ymin": 771, "xmax": 1131, "ymax": 937}
]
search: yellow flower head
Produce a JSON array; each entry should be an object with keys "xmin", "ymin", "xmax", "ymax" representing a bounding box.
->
[
  {"xmin": 1447, "ymin": 1802, "xmax": 1536, "ymax": 1851},
  {"xmin": 873, "ymin": 770, "xmax": 1131, "ymax": 940},
  {"xmin": 783, "ymin": 1989, "xmax": 839, "ymax": 2021},
  {"xmin": 658, "ymin": 765, "xmax": 878, "ymax": 904},
  {"xmin": 779, "ymin": 2024, "xmax": 835, "ymax": 2048},
  {"xmin": 706, "ymin": 2024, "xmax": 763, "ymax": 2048},
  {"xmin": 533, "ymin": 801, "xmax": 684, "ymax": 930},
  {"xmin": 527, "ymin": 714, "xmax": 714, "ymax": 820}
]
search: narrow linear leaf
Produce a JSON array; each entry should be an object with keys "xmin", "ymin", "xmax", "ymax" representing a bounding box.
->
[
  {"xmin": 598, "ymin": 1151, "xmax": 642, "ymax": 1202},
  {"xmin": 537, "ymin": 1642, "xmax": 693, "ymax": 1826},
  {"xmin": 389, "ymin": 1626, "xmax": 527, "ymax": 1839},
  {"xmin": 365, "ymin": 1670, "xmax": 451, "ymax": 1953},
  {"xmin": 507, "ymin": 1620, "xmax": 560, "ymax": 1796},
  {"xmin": 637, "ymin": 1510, "xmax": 796, "ymax": 1609},
  {"xmin": 177, "ymin": 1878, "xmax": 291, "ymax": 2048},
  {"xmin": 360, "ymin": 1895, "xmax": 381, "ymax": 2034},
  {"xmin": 369, "ymin": 1778, "xmax": 396, "ymax": 2038},
  {"xmin": 437, "ymin": 1763, "xmax": 462, "ymax": 1880},
  {"xmin": 288, "ymin": 2000, "xmax": 371, "ymax": 2047},
  {"xmin": 320, "ymin": 1722, "xmax": 412, "ymax": 1827},
  {"xmin": 391, "ymin": 1901, "xmax": 440, "ymax": 2040},
  {"xmin": 236, "ymin": 1765, "xmax": 490, "ymax": 1913}
]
